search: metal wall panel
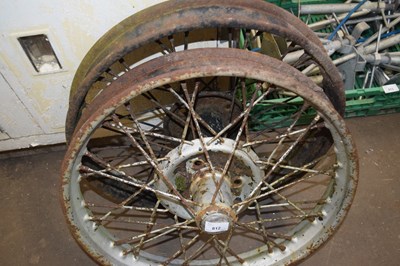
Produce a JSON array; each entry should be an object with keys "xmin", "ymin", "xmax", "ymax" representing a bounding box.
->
[{"xmin": 0, "ymin": 0, "xmax": 166, "ymax": 151}]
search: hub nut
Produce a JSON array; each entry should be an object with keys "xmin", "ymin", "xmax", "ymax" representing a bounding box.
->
[
  {"xmin": 189, "ymin": 167, "xmax": 237, "ymax": 234},
  {"xmin": 196, "ymin": 205, "xmax": 237, "ymax": 234}
]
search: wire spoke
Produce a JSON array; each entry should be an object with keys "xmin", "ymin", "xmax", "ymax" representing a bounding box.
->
[
  {"xmin": 243, "ymin": 213, "xmax": 322, "ymax": 226},
  {"xmin": 206, "ymin": 88, "xmax": 272, "ymax": 145},
  {"xmin": 156, "ymin": 39, "xmax": 173, "ymax": 54},
  {"xmin": 115, "ymin": 157, "xmax": 169, "ymax": 170},
  {"xmin": 168, "ymin": 35, "xmax": 176, "ymax": 52},
  {"xmin": 256, "ymin": 160, "xmax": 331, "ymax": 175},
  {"xmin": 240, "ymin": 81, "xmax": 251, "ymax": 144},
  {"xmin": 183, "ymin": 31, "xmax": 189, "ymax": 50},
  {"xmin": 84, "ymin": 151, "xmax": 142, "ymax": 183},
  {"xmin": 179, "ymin": 82, "xmax": 216, "ymax": 172},
  {"xmin": 242, "ymin": 29, "xmax": 251, "ymax": 49},
  {"xmin": 247, "ymin": 199, "xmax": 329, "ymax": 210},
  {"xmin": 174, "ymin": 215, "xmax": 187, "ymax": 261},
  {"xmin": 243, "ymin": 124, "xmax": 320, "ymax": 148},
  {"xmin": 235, "ymin": 221, "xmax": 287, "ymax": 251},
  {"xmin": 182, "ymin": 236, "xmax": 217, "ymax": 265},
  {"xmin": 211, "ymin": 83, "xmax": 266, "ymax": 203},
  {"xmin": 237, "ymin": 114, "xmax": 323, "ymax": 212},
  {"xmin": 142, "ymin": 91, "xmax": 187, "ymax": 127},
  {"xmin": 214, "ymin": 238, "xmax": 245, "ymax": 265},
  {"xmin": 102, "ymin": 121, "xmax": 193, "ymax": 146},
  {"xmin": 269, "ymin": 151, "xmax": 334, "ymax": 188},
  {"xmin": 86, "ymin": 202, "xmax": 169, "ymax": 213},
  {"xmin": 214, "ymin": 243, "xmax": 230, "ymax": 266},
  {"xmin": 167, "ymin": 84, "xmax": 221, "ymax": 138},
  {"xmin": 261, "ymin": 182, "xmax": 307, "ymax": 215},
  {"xmin": 92, "ymin": 179, "xmax": 157, "ymax": 224},
  {"xmin": 255, "ymin": 201, "xmax": 275, "ymax": 253},
  {"xmin": 112, "ymin": 112, "xmax": 196, "ymax": 216},
  {"xmin": 216, "ymin": 227, "xmax": 235, "ymax": 265},
  {"xmin": 233, "ymin": 167, "xmax": 332, "ymax": 209},
  {"xmin": 228, "ymin": 78, "xmax": 239, "ymax": 124},
  {"xmin": 198, "ymin": 76, "xmax": 217, "ymax": 91},
  {"xmin": 264, "ymin": 103, "xmax": 311, "ymax": 165},
  {"xmin": 178, "ymin": 94, "xmax": 194, "ymax": 155},
  {"xmin": 228, "ymin": 28, "xmax": 234, "ymax": 48},
  {"xmin": 80, "ymin": 166, "xmax": 188, "ymax": 204},
  {"xmin": 117, "ymin": 219, "xmax": 196, "ymax": 247},
  {"xmin": 161, "ymin": 234, "xmax": 200, "ymax": 265},
  {"xmin": 118, "ymin": 58, "xmax": 130, "ymax": 72},
  {"xmin": 134, "ymin": 200, "xmax": 162, "ymax": 256},
  {"xmin": 263, "ymin": 113, "xmax": 322, "ymax": 182}
]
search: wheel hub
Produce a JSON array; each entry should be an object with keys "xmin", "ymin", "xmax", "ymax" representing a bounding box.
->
[
  {"xmin": 189, "ymin": 165, "xmax": 237, "ymax": 234},
  {"xmin": 155, "ymin": 137, "xmax": 264, "ymax": 221}
]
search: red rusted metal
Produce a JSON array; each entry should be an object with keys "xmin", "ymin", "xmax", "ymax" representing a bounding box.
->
[
  {"xmin": 61, "ymin": 48, "xmax": 358, "ymax": 265},
  {"xmin": 65, "ymin": 0, "xmax": 344, "ymax": 142}
]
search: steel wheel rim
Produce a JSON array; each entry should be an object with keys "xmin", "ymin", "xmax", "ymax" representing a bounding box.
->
[
  {"xmin": 62, "ymin": 49, "xmax": 357, "ymax": 265},
  {"xmin": 65, "ymin": 0, "xmax": 344, "ymax": 141}
]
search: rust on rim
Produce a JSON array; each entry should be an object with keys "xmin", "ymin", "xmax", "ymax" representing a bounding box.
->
[
  {"xmin": 61, "ymin": 48, "xmax": 358, "ymax": 265},
  {"xmin": 65, "ymin": 0, "xmax": 344, "ymax": 141}
]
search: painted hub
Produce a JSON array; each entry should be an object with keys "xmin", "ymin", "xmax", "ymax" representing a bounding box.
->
[
  {"xmin": 189, "ymin": 165, "xmax": 237, "ymax": 234},
  {"xmin": 155, "ymin": 137, "xmax": 264, "ymax": 221}
]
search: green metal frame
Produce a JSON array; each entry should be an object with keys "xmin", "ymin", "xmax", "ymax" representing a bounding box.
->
[
  {"xmin": 249, "ymin": 86, "xmax": 400, "ymax": 131},
  {"xmin": 260, "ymin": 0, "xmax": 400, "ymax": 123}
]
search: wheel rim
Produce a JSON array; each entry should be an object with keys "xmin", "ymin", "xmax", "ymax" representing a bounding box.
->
[
  {"xmin": 62, "ymin": 49, "xmax": 357, "ymax": 265},
  {"xmin": 65, "ymin": 0, "xmax": 344, "ymax": 141}
]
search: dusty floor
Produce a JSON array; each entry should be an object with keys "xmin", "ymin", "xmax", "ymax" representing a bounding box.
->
[{"xmin": 1, "ymin": 113, "xmax": 399, "ymax": 266}]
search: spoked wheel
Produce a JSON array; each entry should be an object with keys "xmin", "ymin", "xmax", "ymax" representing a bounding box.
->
[
  {"xmin": 61, "ymin": 49, "xmax": 358, "ymax": 265},
  {"xmin": 65, "ymin": 0, "xmax": 344, "ymax": 142}
]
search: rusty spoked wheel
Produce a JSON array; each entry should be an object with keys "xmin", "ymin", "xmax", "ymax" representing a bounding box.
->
[
  {"xmin": 65, "ymin": 0, "xmax": 345, "ymax": 142},
  {"xmin": 62, "ymin": 49, "xmax": 357, "ymax": 265}
]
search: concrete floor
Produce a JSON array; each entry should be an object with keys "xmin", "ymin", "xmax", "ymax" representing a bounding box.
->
[{"xmin": 1, "ymin": 113, "xmax": 399, "ymax": 266}]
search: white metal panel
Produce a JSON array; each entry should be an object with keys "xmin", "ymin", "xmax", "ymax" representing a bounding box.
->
[
  {"xmin": 0, "ymin": 65, "xmax": 51, "ymax": 149},
  {"xmin": 0, "ymin": 133, "xmax": 10, "ymax": 141},
  {"xmin": 0, "ymin": 71, "xmax": 42, "ymax": 138},
  {"xmin": 0, "ymin": 0, "xmax": 166, "ymax": 151}
]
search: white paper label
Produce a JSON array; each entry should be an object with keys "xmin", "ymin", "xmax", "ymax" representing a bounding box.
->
[
  {"xmin": 382, "ymin": 84, "xmax": 399, "ymax": 94},
  {"xmin": 204, "ymin": 221, "xmax": 229, "ymax": 233}
]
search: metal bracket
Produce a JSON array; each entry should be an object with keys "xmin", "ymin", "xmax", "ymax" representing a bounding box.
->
[{"xmin": 337, "ymin": 46, "xmax": 366, "ymax": 90}]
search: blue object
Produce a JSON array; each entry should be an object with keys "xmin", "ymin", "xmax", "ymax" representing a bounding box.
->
[
  {"xmin": 357, "ymin": 30, "xmax": 400, "ymax": 43},
  {"xmin": 328, "ymin": 0, "xmax": 368, "ymax": 41}
]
